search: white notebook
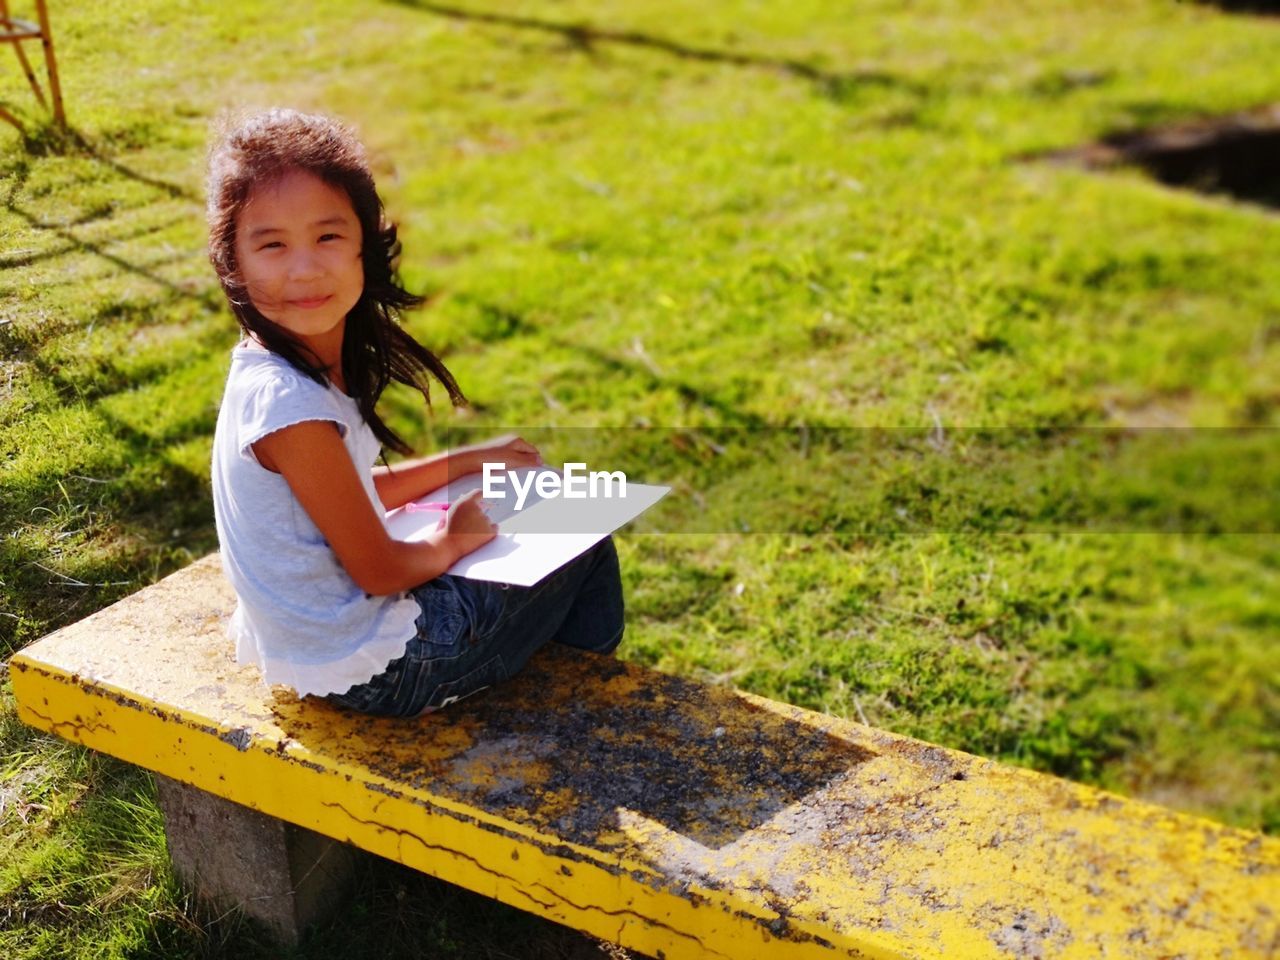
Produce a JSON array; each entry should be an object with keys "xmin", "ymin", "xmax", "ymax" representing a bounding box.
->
[{"xmin": 384, "ymin": 466, "xmax": 669, "ymax": 586}]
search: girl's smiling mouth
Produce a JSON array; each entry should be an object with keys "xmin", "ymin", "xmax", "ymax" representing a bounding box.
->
[{"xmin": 288, "ymin": 295, "xmax": 334, "ymax": 309}]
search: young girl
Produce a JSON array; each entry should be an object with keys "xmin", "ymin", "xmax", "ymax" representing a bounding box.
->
[{"xmin": 207, "ymin": 108, "xmax": 624, "ymax": 717}]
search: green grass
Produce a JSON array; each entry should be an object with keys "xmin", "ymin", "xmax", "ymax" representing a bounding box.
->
[{"xmin": 2, "ymin": 0, "xmax": 1279, "ymax": 956}]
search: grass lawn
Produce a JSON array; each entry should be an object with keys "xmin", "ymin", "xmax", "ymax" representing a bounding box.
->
[{"xmin": 2, "ymin": 0, "xmax": 1278, "ymax": 957}]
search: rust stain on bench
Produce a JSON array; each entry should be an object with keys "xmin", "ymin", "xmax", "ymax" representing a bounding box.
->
[{"xmin": 9, "ymin": 554, "xmax": 1280, "ymax": 959}]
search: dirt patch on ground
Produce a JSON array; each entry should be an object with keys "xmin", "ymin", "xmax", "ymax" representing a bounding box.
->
[
  {"xmin": 1042, "ymin": 102, "xmax": 1280, "ymax": 209},
  {"xmin": 1195, "ymin": 1, "xmax": 1279, "ymax": 13}
]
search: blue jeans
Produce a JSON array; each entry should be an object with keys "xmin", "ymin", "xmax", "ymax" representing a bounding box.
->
[{"xmin": 325, "ymin": 536, "xmax": 624, "ymax": 717}]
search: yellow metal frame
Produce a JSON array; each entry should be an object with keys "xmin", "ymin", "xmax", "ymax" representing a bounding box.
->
[{"xmin": 0, "ymin": 0, "xmax": 64, "ymax": 133}]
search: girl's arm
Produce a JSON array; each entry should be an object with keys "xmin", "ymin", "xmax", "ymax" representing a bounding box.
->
[
  {"xmin": 372, "ymin": 434, "xmax": 542, "ymax": 510},
  {"xmin": 253, "ymin": 420, "xmax": 494, "ymax": 596}
]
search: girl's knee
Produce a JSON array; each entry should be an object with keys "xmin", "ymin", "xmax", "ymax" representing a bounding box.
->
[{"xmin": 595, "ymin": 624, "xmax": 624, "ymax": 657}]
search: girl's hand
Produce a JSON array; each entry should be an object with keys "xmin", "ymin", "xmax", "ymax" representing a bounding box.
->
[
  {"xmin": 441, "ymin": 488, "xmax": 496, "ymax": 559},
  {"xmin": 465, "ymin": 434, "xmax": 542, "ymax": 473}
]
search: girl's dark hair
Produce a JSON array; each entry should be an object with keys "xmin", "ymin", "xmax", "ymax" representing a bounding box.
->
[{"xmin": 206, "ymin": 108, "xmax": 464, "ymax": 455}]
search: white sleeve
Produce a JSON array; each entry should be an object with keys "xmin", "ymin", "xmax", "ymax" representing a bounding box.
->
[{"xmin": 235, "ymin": 371, "xmax": 347, "ymax": 464}]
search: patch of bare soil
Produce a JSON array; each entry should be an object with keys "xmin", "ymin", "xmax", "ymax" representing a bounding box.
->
[
  {"xmin": 1043, "ymin": 102, "xmax": 1280, "ymax": 209},
  {"xmin": 1193, "ymin": 1, "xmax": 1279, "ymax": 13}
]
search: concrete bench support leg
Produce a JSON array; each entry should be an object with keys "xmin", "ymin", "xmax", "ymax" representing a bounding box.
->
[{"xmin": 154, "ymin": 774, "xmax": 363, "ymax": 945}]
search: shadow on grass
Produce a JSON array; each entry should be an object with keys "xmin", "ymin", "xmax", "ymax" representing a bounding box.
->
[
  {"xmin": 0, "ymin": 213, "xmax": 192, "ymax": 272},
  {"xmin": 0, "ymin": 119, "xmax": 234, "ymax": 655},
  {"xmin": 30, "ymin": 312, "xmax": 232, "ymax": 405},
  {"xmin": 0, "ymin": 475, "xmax": 216, "ymax": 659},
  {"xmin": 2, "ymin": 198, "xmax": 214, "ymax": 306},
  {"xmin": 449, "ymin": 294, "xmax": 772, "ymax": 429},
  {"xmin": 388, "ymin": 0, "xmax": 926, "ymax": 106},
  {"xmin": 1, "ymin": 126, "xmax": 220, "ymax": 355},
  {"xmin": 15, "ymin": 123, "xmax": 200, "ymax": 203},
  {"xmin": 1043, "ymin": 105, "xmax": 1280, "ymax": 211},
  {"xmin": 1189, "ymin": 0, "xmax": 1280, "ymax": 13},
  {"xmin": 0, "ymin": 350, "xmax": 220, "ymax": 657}
]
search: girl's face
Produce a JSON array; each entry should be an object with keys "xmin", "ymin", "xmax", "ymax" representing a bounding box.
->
[{"xmin": 233, "ymin": 169, "xmax": 364, "ymax": 354}]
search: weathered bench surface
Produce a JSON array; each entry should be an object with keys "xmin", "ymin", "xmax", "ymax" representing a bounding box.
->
[{"xmin": 10, "ymin": 555, "xmax": 1278, "ymax": 959}]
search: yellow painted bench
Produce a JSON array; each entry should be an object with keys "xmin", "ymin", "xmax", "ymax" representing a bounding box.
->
[{"xmin": 9, "ymin": 555, "xmax": 1279, "ymax": 958}]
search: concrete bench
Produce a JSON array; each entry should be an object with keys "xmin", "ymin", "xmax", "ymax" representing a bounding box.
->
[{"xmin": 9, "ymin": 555, "xmax": 1278, "ymax": 958}]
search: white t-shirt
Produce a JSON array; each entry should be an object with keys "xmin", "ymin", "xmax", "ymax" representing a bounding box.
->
[{"xmin": 210, "ymin": 343, "xmax": 419, "ymax": 697}]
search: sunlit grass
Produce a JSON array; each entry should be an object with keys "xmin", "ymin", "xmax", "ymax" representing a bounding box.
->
[{"xmin": 2, "ymin": 0, "xmax": 1279, "ymax": 956}]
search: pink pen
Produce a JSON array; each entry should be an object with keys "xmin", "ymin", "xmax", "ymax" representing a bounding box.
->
[{"xmin": 404, "ymin": 501, "xmax": 450, "ymax": 513}]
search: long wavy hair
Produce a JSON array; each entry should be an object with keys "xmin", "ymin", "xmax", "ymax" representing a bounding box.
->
[{"xmin": 206, "ymin": 108, "xmax": 465, "ymax": 455}]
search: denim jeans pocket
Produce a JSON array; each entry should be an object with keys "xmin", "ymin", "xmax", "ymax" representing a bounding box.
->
[{"xmin": 411, "ymin": 579, "xmax": 470, "ymax": 655}]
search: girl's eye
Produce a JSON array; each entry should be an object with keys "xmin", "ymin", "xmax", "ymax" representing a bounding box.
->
[
  {"xmin": 319, "ymin": 233, "xmax": 341, "ymax": 242},
  {"xmin": 258, "ymin": 241, "xmax": 284, "ymax": 251}
]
